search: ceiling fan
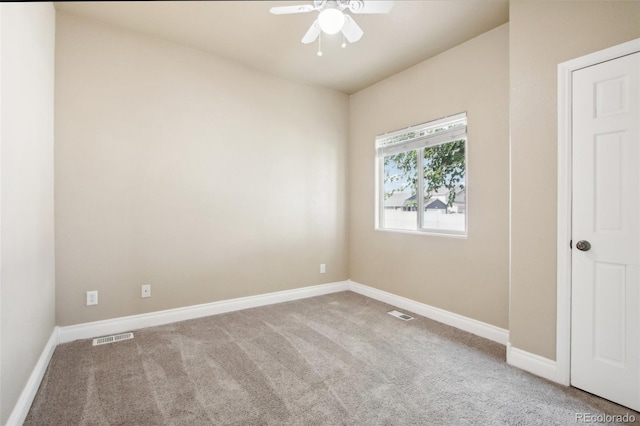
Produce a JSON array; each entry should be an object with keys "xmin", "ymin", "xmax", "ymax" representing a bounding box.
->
[{"xmin": 270, "ymin": 0, "xmax": 393, "ymax": 55}]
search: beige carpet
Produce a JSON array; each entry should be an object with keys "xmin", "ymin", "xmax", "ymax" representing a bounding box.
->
[{"xmin": 26, "ymin": 291, "xmax": 639, "ymax": 425}]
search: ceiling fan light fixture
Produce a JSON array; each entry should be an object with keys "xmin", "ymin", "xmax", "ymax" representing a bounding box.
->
[{"xmin": 317, "ymin": 8, "xmax": 345, "ymax": 35}]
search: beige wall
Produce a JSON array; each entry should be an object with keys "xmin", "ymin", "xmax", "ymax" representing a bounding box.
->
[
  {"xmin": 0, "ymin": 3, "xmax": 56, "ymax": 423},
  {"xmin": 55, "ymin": 13, "xmax": 349, "ymax": 326},
  {"xmin": 349, "ymin": 24, "xmax": 510, "ymax": 329},
  {"xmin": 510, "ymin": 1, "xmax": 640, "ymax": 360}
]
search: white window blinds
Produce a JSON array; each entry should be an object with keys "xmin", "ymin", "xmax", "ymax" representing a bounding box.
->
[{"xmin": 376, "ymin": 112, "xmax": 467, "ymax": 157}]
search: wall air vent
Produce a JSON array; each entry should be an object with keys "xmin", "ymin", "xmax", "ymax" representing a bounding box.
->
[
  {"xmin": 388, "ymin": 310, "xmax": 414, "ymax": 321},
  {"xmin": 92, "ymin": 332, "xmax": 134, "ymax": 346}
]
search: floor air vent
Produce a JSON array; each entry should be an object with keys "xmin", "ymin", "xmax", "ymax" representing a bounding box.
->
[
  {"xmin": 92, "ymin": 332, "xmax": 134, "ymax": 346},
  {"xmin": 388, "ymin": 310, "xmax": 414, "ymax": 321}
]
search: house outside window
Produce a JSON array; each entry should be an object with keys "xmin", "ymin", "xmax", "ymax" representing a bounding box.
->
[{"xmin": 376, "ymin": 112, "xmax": 467, "ymax": 236}]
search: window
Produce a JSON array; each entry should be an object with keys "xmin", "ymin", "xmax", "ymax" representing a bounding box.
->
[{"xmin": 376, "ymin": 112, "xmax": 467, "ymax": 236}]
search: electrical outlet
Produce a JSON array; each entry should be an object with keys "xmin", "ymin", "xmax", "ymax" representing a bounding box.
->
[
  {"xmin": 141, "ymin": 284, "xmax": 151, "ymax": 298},
  {"xmin": 320, "ymin": 264, "xmax": 326, "ymax": 274},
  {"xmin": 86, "ymin": 291, "xmax": 98, "ymax": 306}
]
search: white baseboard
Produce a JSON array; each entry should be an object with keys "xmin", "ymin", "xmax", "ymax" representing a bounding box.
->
[
  {"xmin": 506, "ymin": 343, "xmax": 562, "ymax": 384},
  {"xmin": 59, "ymin": 281, "xmax": 350, "ymax": 343},
  {"xmin": 348, "ymin": 281, "xmax": 509, "ymax": 345},
  {"xmin": 6, "ymin": 327, "xmax": 59, "ymax": 426}
]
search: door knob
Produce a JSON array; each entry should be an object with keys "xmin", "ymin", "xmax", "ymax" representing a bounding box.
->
[{"xmin": 576, "ymin": 240, "xmax": 591, "ymax": 251}]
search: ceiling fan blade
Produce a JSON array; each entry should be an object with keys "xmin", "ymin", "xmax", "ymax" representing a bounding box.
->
[
  {"xmin": 348, "ymin": 0, "xmax": 394, "ymax": 14},
  {"xmin": 270, "ymin": 4, "xmax": 316, "ymax": 15},
  {"xmin": 341, "ymin": 16, "xmax": 363, "ymax": 43},
  {"xmin": 301, "ymin": 20, "xmax": 321, "ymax": 44}
]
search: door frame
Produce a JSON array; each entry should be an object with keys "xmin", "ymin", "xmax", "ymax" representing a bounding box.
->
[{"xmin": 556, "ymin": 38, "xmax": 640, "ymax": 387}]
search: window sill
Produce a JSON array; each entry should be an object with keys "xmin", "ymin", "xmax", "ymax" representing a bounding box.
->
[{"xmin": 374, "ymin": 227, "xmax": 468, "ymax": 239}]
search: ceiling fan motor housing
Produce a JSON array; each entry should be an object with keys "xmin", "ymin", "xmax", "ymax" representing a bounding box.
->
[
  {"xmin": 314, "ymin": 0, "xmax": 364, "ymax": 12},
  {"xmin": 346, "ymin": 1, "xmax": 365, "ymax": 12}
]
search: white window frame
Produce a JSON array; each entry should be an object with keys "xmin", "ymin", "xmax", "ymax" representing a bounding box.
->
[{"xmin": 375, "ymin": 112, "xmax": 468, "ymax": 237}]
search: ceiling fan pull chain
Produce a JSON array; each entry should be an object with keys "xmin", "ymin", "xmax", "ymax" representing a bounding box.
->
[
  {"xmin": 317, "ymin": 32, "xmax": 323, "ymax": 56},
  {"xmin": 341, "ymin": 34, "xmax": 347, "ymax": 49}
]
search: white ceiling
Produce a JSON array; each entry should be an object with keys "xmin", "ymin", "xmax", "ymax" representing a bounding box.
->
[{"xmin": 54, "ymin": 1, "xmax": 509, "ymax": 94}]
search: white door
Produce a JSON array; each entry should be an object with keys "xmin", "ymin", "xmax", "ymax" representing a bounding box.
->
[{"xmin": 571, "ymin": 51, "xmax": 640, "ymax": 411}]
